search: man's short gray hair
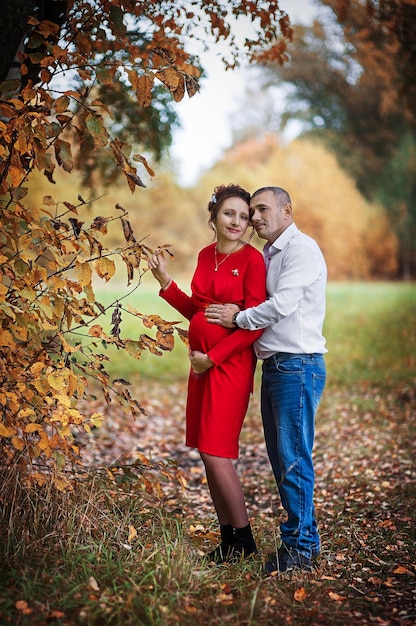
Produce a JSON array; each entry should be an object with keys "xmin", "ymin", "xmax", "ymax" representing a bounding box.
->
[{"xmin": 252, "ymin": 186, "xmax": 291, "ymax": 208}]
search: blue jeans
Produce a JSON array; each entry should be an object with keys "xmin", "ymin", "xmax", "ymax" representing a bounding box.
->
[{"xmin": 261, "ymin": 353, "xmax": 326, "ymax": 559}]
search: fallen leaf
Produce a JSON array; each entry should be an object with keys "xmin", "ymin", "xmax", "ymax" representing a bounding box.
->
[
  {"xmin": 88, "ymin": 576, "xmax": 99, "ymax": 592},
  {"xmin": 294, "ymin": 587, "xmax": 307, "ymax": 601},
  {"xmin": 128, "ymin": 524, "xmax": 138, "ymax": 542},
  {"xmin": 328, "ymin": 591, "xmax": 345, "ymax": 602}
]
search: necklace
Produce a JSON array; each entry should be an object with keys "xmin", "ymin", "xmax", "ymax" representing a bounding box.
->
[{"xmin": 214, "ymin": 241, "xmax": 241, "ymax": 271}]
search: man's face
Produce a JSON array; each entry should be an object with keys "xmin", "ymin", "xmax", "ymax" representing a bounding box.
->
[{"xmin": 250, "ymin": 190, "xmax": 292, "ymax": 243}]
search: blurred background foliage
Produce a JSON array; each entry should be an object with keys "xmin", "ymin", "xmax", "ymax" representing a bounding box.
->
[
  {"xmin": 18, "ymin": 0, "xmax": 416, "ymax": 281},
  {"xmin": 27, "ymin": 133, "xmax": 398, "ymax": 281}
]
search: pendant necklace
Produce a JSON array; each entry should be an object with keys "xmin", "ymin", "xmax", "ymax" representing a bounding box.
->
[{"xmin": 214, "ymin": 241, "xmax": 240, "ymax": 271}]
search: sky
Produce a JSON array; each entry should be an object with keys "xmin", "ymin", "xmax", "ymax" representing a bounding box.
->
[{"xmin": 170, "ymin": 0, "xmax": 318, "ymax": 186}]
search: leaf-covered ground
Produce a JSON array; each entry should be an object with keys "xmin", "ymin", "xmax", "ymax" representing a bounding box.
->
[{"xmin": 78, "ymin": 375, "xmax": 416, "ymax": 625}]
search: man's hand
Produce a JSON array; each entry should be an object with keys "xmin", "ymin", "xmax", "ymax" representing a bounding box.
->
[
  {"xmin": 189, "ymin": 351, "xmax": 214, "ymax": 374},
  {"xmin": 205, "ymin": 303, "xmax": 240, "ymax": 328}
]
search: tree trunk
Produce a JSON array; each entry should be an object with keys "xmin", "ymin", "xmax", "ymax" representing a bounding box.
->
[{"xmin": 0, "ymin": 0, "xmax": 69, "ymax": 85}]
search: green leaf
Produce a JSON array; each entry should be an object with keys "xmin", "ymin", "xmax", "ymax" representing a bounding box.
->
[{"xmin": 85, "ymin": 113, "xmax": 108, "ymax": 149}]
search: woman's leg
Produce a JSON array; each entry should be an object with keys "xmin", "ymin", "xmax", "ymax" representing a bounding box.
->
[
  {"xmin": 199, "ymin": 452, "xmax": 257, "ymax": 562},
  {"xmin": 199, "ymin": 452, "xmax": 249, "ymax": 528}
]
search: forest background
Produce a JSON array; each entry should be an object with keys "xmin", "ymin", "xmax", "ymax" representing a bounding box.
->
[{"xmin": 0, "ymin": 1, "xmax": 415, "ymax": 625}]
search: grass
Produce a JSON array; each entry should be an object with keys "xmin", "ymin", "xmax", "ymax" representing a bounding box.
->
[
  {"xmin": 1, "ymin": 281, "xmax": 415, "ymax": 625},
  {"xmin": 86, "ymin": 277, "xmax": 416, "ymax": 386}
]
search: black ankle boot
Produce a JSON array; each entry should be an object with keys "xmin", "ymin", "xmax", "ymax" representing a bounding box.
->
[
  {"xmin": 230, "ymin": 523, "xmax": 257, "ymax": 561},
  {"xmin": 206, "ymin": 524, "xmax": 234, "ymax": 564}
]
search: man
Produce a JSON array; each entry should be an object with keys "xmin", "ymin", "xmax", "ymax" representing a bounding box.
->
[{"xmin": 205, "ymin": 186, "xmax": 327, "ymax": 574}]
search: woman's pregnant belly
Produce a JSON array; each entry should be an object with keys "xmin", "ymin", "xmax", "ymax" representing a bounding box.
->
[{"xmin": 189, "ymin": 310, "xmax": 234, "ymax": 353}]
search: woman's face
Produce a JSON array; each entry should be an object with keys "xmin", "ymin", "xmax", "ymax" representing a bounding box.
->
[{"xmin": 213, "ymin": 196, "xmax": 250, "ymax": 244}]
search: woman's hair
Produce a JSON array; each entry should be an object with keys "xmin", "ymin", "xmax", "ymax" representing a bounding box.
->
[{"xmin": 207, "ymin": 184, "xmax": 251, "ymax": 231}]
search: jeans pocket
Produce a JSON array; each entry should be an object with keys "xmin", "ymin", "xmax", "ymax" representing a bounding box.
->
[{"xmin": 276, "ymin": 357, "xmax": 303, "ymax": 374}]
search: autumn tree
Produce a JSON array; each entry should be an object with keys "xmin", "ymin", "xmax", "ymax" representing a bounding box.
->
[
  {"xmin": 239, "ymin": 0, "xmax": 416, "ymax": 278},
  {"xmin": 0, "ymin": 1, "xmax": 293, "ymax": 486},
  {"xmin": 198, "ymin": 134, "xmax": 398, "ymax": 279}
]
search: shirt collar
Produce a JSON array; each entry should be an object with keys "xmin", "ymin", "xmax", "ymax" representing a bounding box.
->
[{"xmin": 264, "ymin": 223, "xmax": 298, "ymax": 255}]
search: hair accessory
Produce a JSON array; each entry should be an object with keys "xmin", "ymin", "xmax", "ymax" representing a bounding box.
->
[{"xmin": 210, "ymin": 193, "xmax": 217, "ymax": 204}]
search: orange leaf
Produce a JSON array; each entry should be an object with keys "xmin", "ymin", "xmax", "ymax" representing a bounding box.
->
[
  {"xmin": 126, "ymin": 68, "xmax": 139, "ymax": 91},
  {"xmin": 172, "ymin": 75, "xmax": 185, "ymax": 102},
  {"xmin": 328, "ymin": 591, "xmax": 345, "ymax": 602},
  {"xmin": 54, "ymin": 95, "xmax": 70, "ymax": 113},
  {"xmin": 136, "ymin": 74, "xmax": 154, "ymax": 107},
  {"xmin": 37, "ymin": 20, "xmax": 60, "ymax": 38},
  {"xmin": 294, "ymin": 587, "xmax": 307, "ymax": 602},
  {"xmin": 88, "ymin": 324, "xmax": 103, "ymax": 337},
  {"xmin": 15, "ymin": 600, "xmax": 33, "ymax": 614},
  {"xmin": 0, "ymin": 330, "xmax": 16, "ymax": 348},
  {"xmin": 55, "ymin": 138, "xmax": 73, "ymax": 172}
]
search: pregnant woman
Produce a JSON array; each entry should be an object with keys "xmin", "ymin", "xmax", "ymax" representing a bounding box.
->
[{"xmin": 148, "ymin": 184, "xmax": 266, "ymax": 563}]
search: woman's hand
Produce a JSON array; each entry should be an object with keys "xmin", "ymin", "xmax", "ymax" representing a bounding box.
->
[
  {"xmin": 189, "ymin": 351, "xmax": 214, "ymax": 374},
  {"xmin": 148, "ymin": 248, "xmax": 171, "ymax": 290}
]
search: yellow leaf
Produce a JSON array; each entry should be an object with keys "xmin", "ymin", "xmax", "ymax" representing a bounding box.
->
[
  {"xmin": 38, "ymin": 430, "xmax": 51, "ymax": 451},
  {"xmin": 24, "ymin": 423, "xmax": 43, "ymax": 433},
  {"xmin": 176, "ymin": 471, "xmax": 188, "ymax": 490},
  {"xmin": 76, "ymin": 261, "xmax": 92, "ymax": 287},
  {"xmin": 155, "ymin": 68, "xmax": 180, "ymax": 91},
  {"xmin": 93, "ymin": 257, "xmax": 116, "ymax": 282},
  {"xmin": 10, "ymin": 323, "xmax": 28, "ymax": 342},
  {"xmin": 30, "ymin": 362, "xmax": 45, "ymax": 377},
  {"xmin": 11, "ymin": 435, "xmax": 25, "ymax": 450},
  {"xmin": 90, "ymin": 412, "xmax": 104, "ymax": 428},
  {"xmin": 0, "ymin": 423, "xmax": 16, "ymax": 437},
  {"xmin": 19, "ymin": 408, "xmax": 36, "ymax": 419},
  {"xmin": 128, "ymin": 524, "xmax": 138, "ymax": 542},
  {"xmin": 38, "ymin": 299, "xmax": 54, "ymax": 320},
  {"xmin": 393, "ymin": 565, "xmax": 410, "ymax": 575},
  {"xmin": 47, "ymin": 372, "xmax": 68, "ymax": 391},
  {"xmin": 58, "ymin": 333, "xmax": 80, "ymax": 353}
]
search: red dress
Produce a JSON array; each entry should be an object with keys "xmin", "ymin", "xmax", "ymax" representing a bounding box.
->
[{"xmin": 160, "ymin": 243, "xmax": 266, "ymax": 458}]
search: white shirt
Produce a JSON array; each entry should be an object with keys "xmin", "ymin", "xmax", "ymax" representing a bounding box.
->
[{"xmin": 237, "ymin": 223, "xmax": 327, "ymax": 359}]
